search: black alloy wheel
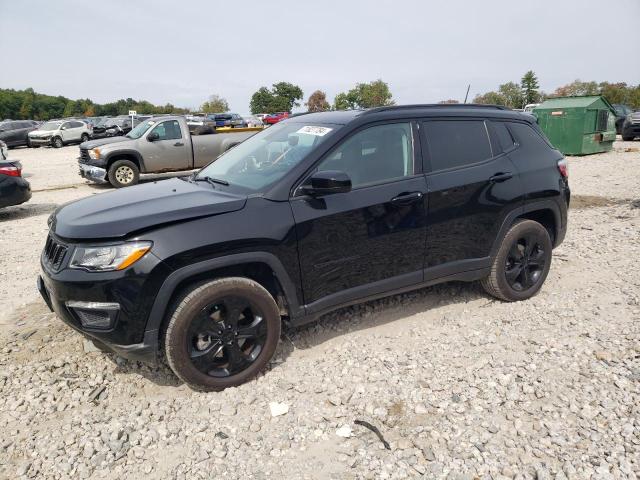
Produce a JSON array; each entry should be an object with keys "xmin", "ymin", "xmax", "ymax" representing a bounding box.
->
[
  {"xmin": 165, "ymin": 277, "xmax": 281, "ymax": 391},
  {"xmin": 504, "ymin": 233, "xmax": 547, "ymax": 291},
  {"xmin": 188, "ymin": 295, "xmax": 268, "ymax": 377},
  {"xmin": 481, "ymin": 219, "xmax": 552, "ymax": 302}
]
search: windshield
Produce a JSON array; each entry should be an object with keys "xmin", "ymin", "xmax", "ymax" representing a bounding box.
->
[
  {"xmin": 196, "ymin": 122, "xmax": 338, "ymax": 193},
  {"xmin": 40, "ymin": 121, "xmax": 62, "ymax": 130},
  {"xmin": 126, "ymin": 119, "xmax": 156, "ymax": 139}
]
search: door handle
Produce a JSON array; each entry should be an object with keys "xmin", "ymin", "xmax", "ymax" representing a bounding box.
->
[
  {"xmin": 390, "ymin": 191, "xmax": 423, "ymax": 206},
  {"xmin": 489, "ymin": 172, "xmax": 513, "ymax": 183},
  {"xmin": 174, "ymin": 142, "xmax": 184, "ymax": 147}
]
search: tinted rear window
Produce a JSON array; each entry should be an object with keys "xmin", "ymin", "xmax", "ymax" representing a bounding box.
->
[
  {"xmin": 508, "ymin": 122, "xmax": 554, "ymax": 152},
  {"xmin": 423, "ymin": 120, "xmax": 492, "ymax": 172},
  {"xmin": 491, "ymin": 121, "xmax": 515, "ymax": 153}
]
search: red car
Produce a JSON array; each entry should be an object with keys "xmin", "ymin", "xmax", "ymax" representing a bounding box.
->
[{"xmin": 263, "ymin": 112, "xmax": 289, "ymax": 125}]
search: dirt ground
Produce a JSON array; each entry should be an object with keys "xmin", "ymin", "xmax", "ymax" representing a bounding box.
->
[{"xmin": 0, "ymin": 140, "xmax": 638, "ymax": 479}]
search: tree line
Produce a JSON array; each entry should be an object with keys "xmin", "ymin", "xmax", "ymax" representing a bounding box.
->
[
  {"xmin": 0, "ymin": 87, "xmax": 189, "ymax": 121},
  {"xmin": 472, "ymin": 71, "xmax": 640, "ymax": 110},
  {"xmin": 3, "ymin": 74, "xmax": 638, "ymax": 122}
]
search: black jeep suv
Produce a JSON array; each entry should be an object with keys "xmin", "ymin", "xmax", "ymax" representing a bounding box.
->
[{"xmin": 38, "ymin": 105, "xmax": 570, "ymax": 391}]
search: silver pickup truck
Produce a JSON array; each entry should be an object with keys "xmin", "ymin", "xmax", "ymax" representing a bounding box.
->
[{"xmin": 78, "ymin": 116, "xmax": 259, "ymax": 187}]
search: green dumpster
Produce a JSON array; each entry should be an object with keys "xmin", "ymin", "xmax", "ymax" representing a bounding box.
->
[{"xmin": 533, "ymin": 96, "xmax": 616, "ymax": 155}]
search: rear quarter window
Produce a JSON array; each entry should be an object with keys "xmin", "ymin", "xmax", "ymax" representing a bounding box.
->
[
  {"xmin": 490, "ymin": 121, "xmax": 516, "ymax": 153},
  {"xmin": 508, "ymin": 122, "xmax": 555, "ymax": 151},
  {"xmin": 423, "ymin": 120, "xmax": 492, "ymax": 172}
]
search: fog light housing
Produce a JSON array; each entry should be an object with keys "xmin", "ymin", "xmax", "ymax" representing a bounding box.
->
[{"xmin": 66, "ymin": 301, "xmax": 119, "ymax": 330}]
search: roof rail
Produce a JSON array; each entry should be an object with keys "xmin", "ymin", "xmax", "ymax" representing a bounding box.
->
[{"xmin": 364, "ymin": 104, "xmax": 510, "ymax": 114}]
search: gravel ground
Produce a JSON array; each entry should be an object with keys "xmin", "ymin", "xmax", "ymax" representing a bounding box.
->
[{"xmin": 0, "ymin": 141, "xmax": 639, "ymax": 479}]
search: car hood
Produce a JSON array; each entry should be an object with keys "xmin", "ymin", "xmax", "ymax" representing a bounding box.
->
[
  {"xmin": 52, "ymin": 178, "xmax": 247, "ymax": 239},
  {"xmin": 29, "ymin": 129, "xmax": 58, "ymax": 137},
  {"xmin": 81, "ymin": 136, "xmax": 130, "ymax": 149}
]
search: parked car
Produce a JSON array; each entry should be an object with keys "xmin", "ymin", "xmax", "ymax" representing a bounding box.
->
[
  {"xmin": 91, "ymin": 117, "xmax": 139, "ymax": 139},
  {"xmin": 0, "ymin": 120, "xmax": 39, "ymax": 148},
  {"xmin": 242, "ymin": 115, "xmax": 264, "ymax": 127},
  {"xmin": 205, "ymin": 113, "xmax": 247, "ymax": 128},
  {"xmin": 612, "ymin": 104, "xmax": 633, "ymax": 134},
  {"xmin": 621, "ymin": 111, "xmax": 640, "ymax": 141},
  {"xmin": 0, "ymin": 140, "xmax": 31, "ymax": 208},
  {"xmin": 28, "ymin": 120, "xmax": 91, "ymax": 148},
  {"xmin": 78, "ymin": 115, "xmax": 259, "ymax": 187},
  {"xmin": 185, "ymin": 115, "xmax": 217, "ymax": 135},
  {"xmin": 39, "ymin": 104, "xmax": 570, "ymax": 391},
  {"xmin": 263, "ymin": 112, "xmax": 289, "ymax": 124}
]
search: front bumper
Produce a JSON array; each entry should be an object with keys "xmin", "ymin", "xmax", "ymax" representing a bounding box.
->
[
  {"xmin": 29, "ymin": 137, "xmax": 52, "ymax": 146},
  {"xmin": 38, "ymin": 240, "xmax": 172, "ymax": 364},
  {"xmin": 622, "ymin": 123, "xmax": 640, "ymax": 139},
  {"xmin": 79, "ymin": 163, "xmax": 108, "ymax": 183}
]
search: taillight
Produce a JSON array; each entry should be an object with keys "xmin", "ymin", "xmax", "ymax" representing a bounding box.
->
[
  {"xmin": 0, "ymin": 166, "xmax": 21, "ymax": 177},
  {"xmin": 557, "ymin": 159, "xmax": 568, "ymax": 178}
]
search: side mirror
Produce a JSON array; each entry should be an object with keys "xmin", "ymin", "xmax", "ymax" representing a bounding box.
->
[
  {"xmin": 147, "ymin": 132, "xmax": 160, "ymax": 142},
  {"xmin": 300, "ymin": 170, "xmax": 351, "ymax": 196}
]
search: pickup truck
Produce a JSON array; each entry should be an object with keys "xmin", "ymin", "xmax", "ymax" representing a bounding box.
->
[{"xmin": 78, "ymin": 116, "xmax": 260, "ymax": 188}]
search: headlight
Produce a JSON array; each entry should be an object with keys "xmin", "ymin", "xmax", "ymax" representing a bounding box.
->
[
  {"xmin": 88, "ymin": 148, "xmax": 101, "ymax": 160},
  {"xmin": 70, "ymin": 242, "xmax": 152, "ymax": 271}
]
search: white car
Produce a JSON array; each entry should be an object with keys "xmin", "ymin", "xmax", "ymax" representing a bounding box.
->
[
  {"xmin": 242, "ymin": 115, "xmax": 264, "ymax": 127},
  {"xmin": 28, "ymin": 120, "xmax": 91, "ymax": 148}
]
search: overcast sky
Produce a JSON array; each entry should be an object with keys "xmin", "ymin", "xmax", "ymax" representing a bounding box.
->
[{"xmin": 1, "ymin": 0, "xmax": 638, "ymax": 113}]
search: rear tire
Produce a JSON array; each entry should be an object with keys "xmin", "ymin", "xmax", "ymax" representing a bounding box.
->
[
  {"xmin": 108, "ymin": 159, "xmax": 139, "ymax": 188},
  {"xmin": 52, "ymin": 136, "xmax": 63, "ymax": 148},
  {"xmin": 80, "ymin": 133, "xmax": 90, "ymax": 143},
  {"xmin": 481, "ymin": 220, "xmax": 552, "ymax": 302},
  {"xmin": 164, "ymin": 277, "xmax": 281, "ymax": 391}
]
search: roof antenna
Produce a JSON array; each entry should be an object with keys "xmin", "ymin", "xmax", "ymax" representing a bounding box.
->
[{"xmin": 464, "ymin": 85, "xmax": 471, "ymax": 104}]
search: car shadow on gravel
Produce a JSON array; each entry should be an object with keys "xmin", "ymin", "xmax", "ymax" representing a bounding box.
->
[
  {"xmin": 0, "ymin": 202, "xmax": 58, "ymax": 222},
  {"xmin": 282, "ymin": 281, "xmax": 487, "ymax": 356},
  {"xmin": 103, "ymin": 282, "xmax": 487, "ymax": 388}
]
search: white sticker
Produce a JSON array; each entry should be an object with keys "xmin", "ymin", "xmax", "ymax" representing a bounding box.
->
[{"xmin": 296, "ymin": 125, "xmax": 332, "ymax": 136}]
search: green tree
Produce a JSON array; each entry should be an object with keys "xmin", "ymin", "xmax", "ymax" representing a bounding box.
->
[
  {"xmin": 333, "ymin": 79, "xmax": 394, "ymax": 110},
  {"xmin": 333, "ymin": 92, "xmax": 357, "ymax": 110},
  {"xmin": 552, "ymin": 79, "xmax": 599, "ymax": 97},
  {"xmin": 499, "ymin": 81, "xmax": 525, "ymax": 109},
  {"xmin": 473, "ymin": 91, "xmax": 506, "ymax": 106},
  {"xmin": 249, "ymin": 82, "xmax": 303, "ymax": 114},
  {"xmin": 521, "ymin": 71, "xmax": 540, "ymax": 105},
  {"xmin": 200, "ymin": 94, "xmax": 229, "ymax": 113},
  {"xmin": 306, "ymin": 90, "xmax": 330, "ymax": 112}
]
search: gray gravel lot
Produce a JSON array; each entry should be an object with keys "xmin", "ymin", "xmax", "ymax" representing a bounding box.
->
[{"xmin": 0, "ymin": 141, "xmax": 639, "ymax": 479}]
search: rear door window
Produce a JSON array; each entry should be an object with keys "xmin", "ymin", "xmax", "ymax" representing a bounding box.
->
[{"xmin": 422, "ymin": 120, "xmax": 492, "ymax": 172}]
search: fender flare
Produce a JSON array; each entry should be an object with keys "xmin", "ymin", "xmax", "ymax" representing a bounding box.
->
[
  {"xmin": 103, "ymin": 149, "xmax": 147, "ymax": 172},
  {"xmin": 489, "ymin": 200, "xmax": 562, "ymax": 258},
  {"xmin": 144, "ymin": 252, "xmax": 303, "ymax": 341}
]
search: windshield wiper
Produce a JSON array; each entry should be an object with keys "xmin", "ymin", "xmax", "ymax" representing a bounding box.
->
[{"xmin": 194, "ymin": 176, "xmax": 230, "ymax": 188}]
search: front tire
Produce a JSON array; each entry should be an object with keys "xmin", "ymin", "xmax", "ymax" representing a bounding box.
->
[
  {"xmin": 164, "ymin": 278, "xmax": 281, "ymax": 391},
  {"xmin": 52, "ymin": 136, "xmax": 63, "ymax": 148},
  {"xmin": 481, "ymin": 220, "xmax": 552, "ymax": 302},
  {"xmin": 107, "ymin": 159, "xmax": 139, "ymax": 188}
]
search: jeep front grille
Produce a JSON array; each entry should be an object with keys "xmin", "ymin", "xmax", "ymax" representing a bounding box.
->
[{"xmin": 43, "ymin": 235, "xmax": 68, "ymax": 271}]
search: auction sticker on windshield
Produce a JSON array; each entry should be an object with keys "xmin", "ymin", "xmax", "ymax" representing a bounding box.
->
[{"xmin": 297, "ymin": 126, "xmax": 332, "ymax": 136}]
